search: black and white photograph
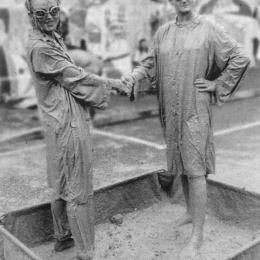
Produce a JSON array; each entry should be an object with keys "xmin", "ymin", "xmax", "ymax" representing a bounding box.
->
[{"xmin": 0, "ymin": 0, "xmax": 259, "ymax": 259}]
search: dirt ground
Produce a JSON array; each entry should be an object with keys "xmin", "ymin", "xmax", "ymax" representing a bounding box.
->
[
  {"xmin": 214, "ymin": 125, "xmax": 260, "ymax": 193},
  {"xmin": 33, "ymin": 202, "xmax": 256, "ymax": 260},
  {"xmin": 0, "ymin": 69, "xmax": 260, "ymax": 259}
]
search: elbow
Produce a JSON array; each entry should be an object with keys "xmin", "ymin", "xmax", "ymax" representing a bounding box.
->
[
  {"xmin": 233, "ymin": 48, "xmax": 250, "ymax": 68},
  {"xmin": 240, "ymin": 50, "xmax": 251, "ymax": 67},
  {"xmin": 234, "ymin": 54, "xmax": 250, "ymax": 70},
  {"xmin": 244, "ymin": 56, "xmax": 251, "ymax": 68}
]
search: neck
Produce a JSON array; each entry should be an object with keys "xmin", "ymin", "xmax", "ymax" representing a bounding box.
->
[
  {"xmin": 43, "ymin": 29, "xmax": 55, "ymax": 37},
  {"xmin": 176, "ymin": 11, "xmax": 194, "ymax": 23}
]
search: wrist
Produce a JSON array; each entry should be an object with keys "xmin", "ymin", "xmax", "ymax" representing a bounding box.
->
[{"xmin": 106, "ymin": 79, "xmax": 116, "ymax": 90}]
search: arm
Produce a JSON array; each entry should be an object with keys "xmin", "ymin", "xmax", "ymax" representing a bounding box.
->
[
  {"xmin": 31, "ymin": 46, "xmax": 127, "ymax": 108},
  {"xmin": 131, "ymin": 45, "xmax": 156, "ymax": 82},
  {"xmin": 122, "ymin": 39, "xmax": 157, "ymax": 100},
  {"xmin": 212, "ymin": 23, "xmax": 250, "ymax": 105},
  {"xmin": 195, "ymin": 23, "xmax": 250, "ymax": 105}
]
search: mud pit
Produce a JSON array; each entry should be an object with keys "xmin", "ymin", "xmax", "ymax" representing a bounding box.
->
[
  {"xmin": 33, "ymin": 202, "xmax": 254, "ymax": 260},
  {"xmin": 1, "ymin": 111, "xmax": 260, "ymax": 259}
]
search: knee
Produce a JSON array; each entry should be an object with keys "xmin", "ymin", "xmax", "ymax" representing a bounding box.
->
[
  {"xmin": 66, "ymin": 201, "xmax": 77, "ymax": 213},
  {"xmin": 51, "ymin": 198, "xmax": 66, "ymax": 212},
  {"xmin": 187, "ymin": 175, "xmax": 206, "ymax": 185}
]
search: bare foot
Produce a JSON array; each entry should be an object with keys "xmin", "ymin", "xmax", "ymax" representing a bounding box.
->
[
  {"xmin": 178, "ymin": 239, "xmax": 202, "ymax": 260},
  {"xmin": 174, "ymin": 213, "xmax": 192, "ymax": 228},
  {"xmin": 75, "ymin": 254, "xmax": 93, "ymax": 260}
]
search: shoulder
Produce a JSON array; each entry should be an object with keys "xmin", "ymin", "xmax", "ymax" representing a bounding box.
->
[
  {"xmin": 154, "ymin": 21, "xmax": 175, "ymax": 42},
  {"xmin": 157, "ymin": 21, "xmax": 175, "ymax": 35},
  {"xmin": 28, "ymin": 31, "xmax": 51, "ymax": 55},
  {"xmin": 28, "ymin": 30, "xmax": 64, "ymax": 52},
  {"xmin": 28, "ymin": 41, "xmax": 50, "ymax": 55},
  {"xmin": 158, "ymin": 21, "xmax": 174, "ymax": 32},
  {"xmin": 29, "ymin": 42, "xmax": 63, "ymax": 62},
  {"xmin": 198, "ymin": 15, "xmax": 227, "ymax": 34}
]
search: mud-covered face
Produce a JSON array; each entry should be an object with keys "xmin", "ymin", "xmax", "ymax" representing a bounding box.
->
[
  {"xmin": 170, "ymin": 0, "xmax": 195, "ymax": 14},
  {"xmin": 31, "ymin": 0, "xmax": 60, "ymax": 33}
]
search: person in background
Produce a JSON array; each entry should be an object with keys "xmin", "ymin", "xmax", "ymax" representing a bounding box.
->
[
  {"xmin": 131, "ymin": 38, "xmax": 151, "ymax": 96},
  {"xmin": 104, "ymin": 21, "xmax": 132, "ymax": 76},
  {"xmin": 132, "ymin": 38, "xmax": 149, "ymax": 68},
  {"xmin": 150, "ymin": 10, "xmax": 162, "ymax": 37},
  {"xmin": 25, "ymin": 0, "xmax": 128, "ymax": 259},
  {"xmin": 253, "ymin": 7, "xmax": 260, "ymax": 66},
  {"xmin": 0, "ymin": 19, "xmax": 10, "ymax": 102},
  {"xmin": 122, "ymin": 0, "xmax": 250, "ymax": 258}
]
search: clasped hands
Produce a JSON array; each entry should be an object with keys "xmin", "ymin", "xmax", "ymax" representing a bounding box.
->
[{"xmin": 108, "ymin": 74, "xmax": 136, "ymax": 98}]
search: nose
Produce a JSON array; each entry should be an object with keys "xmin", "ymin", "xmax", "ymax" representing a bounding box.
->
[{"xmin": 46, "ymin": 12, "xmax": 53, "ymax": 20}]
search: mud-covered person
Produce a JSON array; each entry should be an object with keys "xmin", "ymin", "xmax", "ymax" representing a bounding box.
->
[
  {"xmin": 25, "ymin": 0, "xmax": 129, "ymax": 259},
  {"xmin": 122, "ymin": 0, "xmax": 250, "ymax": 258}
]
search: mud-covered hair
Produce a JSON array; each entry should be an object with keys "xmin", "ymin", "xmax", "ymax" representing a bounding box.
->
[
  {"xmin": 25, "ymin": 0, "xmax": 61, "ymax": 32},
  {"xmin": 25, "ymin": 0, "xmax": 61, "ymax": 14}
]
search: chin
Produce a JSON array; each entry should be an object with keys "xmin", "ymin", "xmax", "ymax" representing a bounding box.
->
[{"xmin": 43, "ymin": 25, "xmax": 57, "ymax": 33}]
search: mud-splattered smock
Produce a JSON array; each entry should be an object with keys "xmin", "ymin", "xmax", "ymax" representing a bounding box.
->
[
  {"xmin": 132, "ymin": 16, "xmax": 250, "ymax": 182},
  {"xmin": 27, "ymin": 29, "xmax": 112, "ymax": 204}
]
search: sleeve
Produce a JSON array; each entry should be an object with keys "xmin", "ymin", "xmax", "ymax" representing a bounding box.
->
[
  {"xmin": 131, "ymin": 36, "xmax": 157, "ymax": 86},
  {"xmin": 31, "ymin": 46, "xmax": 115, "ymax": 109},
  {"xmin": 211, "ymin": 23, "xmax": 250, "ymax": 105}
]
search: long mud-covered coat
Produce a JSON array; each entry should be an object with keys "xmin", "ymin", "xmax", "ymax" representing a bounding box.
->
[
  {"xmin": 133, "ymin": 16, "xmax": 250, "ymax": 182},
  {"xmin": 27, "ymin": 30, "xmax": 111, "ymax": 204}
]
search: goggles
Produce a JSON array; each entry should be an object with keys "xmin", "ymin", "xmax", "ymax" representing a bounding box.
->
[{"xmin": 32, "ymin": 6, "xmax": 60, "ymax": 20}]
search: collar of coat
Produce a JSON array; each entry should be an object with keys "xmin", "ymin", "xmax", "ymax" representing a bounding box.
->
[
  {"xmin": 29, "ymin": 29, "xmax": 62, "ymax": 44},
  {"xmin": 175, "ymin": 15, "xmax": 200, "ymax": 28}
]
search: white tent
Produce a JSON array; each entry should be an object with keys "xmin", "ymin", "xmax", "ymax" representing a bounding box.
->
[
  {"xmin": 195, "ymin": 0, "xmax": 260, "ymax": 67},
  {"xmin": 0, "ymin": 4, "xmax": 37, "ymax": 108}
]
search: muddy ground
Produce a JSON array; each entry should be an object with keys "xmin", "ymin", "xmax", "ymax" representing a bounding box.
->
[
  {"xmin": 0, "ymin": 68, "xmax": 260, "ymax": 259},
  {"xmin": 33, "ymin": 202, "xmax": 257, "ymax": 260},
  {"xmin": 1, "ymin": 96, "xmax": 260, "ymax": 214}
]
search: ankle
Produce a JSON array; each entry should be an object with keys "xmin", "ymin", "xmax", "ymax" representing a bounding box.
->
[
  {"xmin": 54, "ymin": 237, "xmax": 74, "ymax": 252},
  {"xmin": 190, "ymin": 233, "xmax": 203, "ymax": 249}
]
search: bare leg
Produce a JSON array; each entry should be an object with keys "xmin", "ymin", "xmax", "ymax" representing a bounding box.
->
[
  {"xmin": 178, "ymin": 176, "xmax": 207, "ymax": 259},
  {"xmin": 174, "ymin": 175, "xmax": 192, "ymax": 227},
  {"xmin": 189, "ymin": 176, "xmax": 206, "ymax": 248}
]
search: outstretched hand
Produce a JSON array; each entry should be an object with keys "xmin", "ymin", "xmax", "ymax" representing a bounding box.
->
[
  {"xmin": 121, "ymin": 74, "xmax": 135, "ymax": 89},
  {"xmin": 121, "ymin": 74, "xmax": 137, "ymax": 101},
  {"xmin": 108, "ymin": 79, "xmax": 131, "ymax": 96},
  {"xmin": 194, "ymin": 78, "xmax": 216, "ymax": 93}
]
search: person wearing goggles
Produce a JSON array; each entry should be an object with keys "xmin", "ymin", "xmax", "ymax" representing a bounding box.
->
[
  {"xmin": 32, "ymin": 6, "xmax": 60, "ymax": 20},
  {"xmin": 26, "ymin": 0, "xmax": 129, "ymax": 259}
]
